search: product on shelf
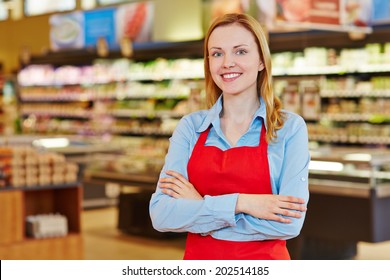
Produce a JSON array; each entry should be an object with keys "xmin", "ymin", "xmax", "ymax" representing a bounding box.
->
[
  {"xmin": 26, "ymin": 213, "xmax": 68, "ymax": 238},
  {"xmin": 17, "ymin": 57, "xmax": 206, "ymax": 137},
  {"xmin": 17, "ymin": 58, "xmax": 204, "ymax": 86},
  {"xmin": 273, "ymin": 48, "xmax": 390, "ymax": 146},
  {"xmin": 0, "ymin": 146, "xmax": 79, "ymax": 188},
  {"xmin": 272, "ymin": 43, "xmax": 390, "ymax": 75}
]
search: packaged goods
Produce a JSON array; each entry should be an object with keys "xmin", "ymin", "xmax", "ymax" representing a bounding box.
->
[
  {"xmin": 0, "ymin": 146, "xmax": 79, "ymax": 188},
  {"xmin": 26, "ymin": 214, "xmax": 68, "ymax": 238}
]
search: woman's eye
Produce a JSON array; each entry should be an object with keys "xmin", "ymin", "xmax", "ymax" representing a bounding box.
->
[
  {"xmin": 236, "ymin": 49, "xmax": 248, "ymax": 55},
  {"xmin": 210, "ymin": 52, "xmax": 223, "ymax": 57}
]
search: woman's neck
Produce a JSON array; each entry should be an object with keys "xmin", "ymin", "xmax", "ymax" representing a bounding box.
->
[
  {"xmin": 219, "ymin": 94, "xmax": 260, "ymax": 147},
  {"xmin": 220, "ymin": 94, "xmax": 260, "ymax": 123}
]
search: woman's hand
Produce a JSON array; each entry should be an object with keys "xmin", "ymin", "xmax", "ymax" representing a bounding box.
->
[
  {"xmin": 159, "ymin": 170, "xmax": 203, "ymax": 200},
  {"xmin": 236, "ymin": 194, "xmax": 307, "ymax": 224}
]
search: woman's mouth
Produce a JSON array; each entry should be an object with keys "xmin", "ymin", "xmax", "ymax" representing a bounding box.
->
[{"xmin": 221, "ymin": 73, "xmax": 241, "ymax": 80}]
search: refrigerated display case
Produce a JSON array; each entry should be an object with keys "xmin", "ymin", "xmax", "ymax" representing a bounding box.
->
[{"xmin": 291, "ymin": 146, "xmax": 390, "ymax": 259}]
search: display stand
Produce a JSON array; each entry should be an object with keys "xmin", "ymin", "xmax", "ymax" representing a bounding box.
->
[{"xmin": 0, "ymin": 183, "xmax": 83, "ymax": 259}]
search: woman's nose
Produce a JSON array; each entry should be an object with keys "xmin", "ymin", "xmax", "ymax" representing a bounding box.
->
[{"xmin": 223, "ymin": 55, "xmax": 236, "ymax": 68}]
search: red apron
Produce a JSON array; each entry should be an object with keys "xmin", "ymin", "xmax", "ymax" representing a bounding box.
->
[{"xmin": 184, "ymin": 124, "xmax": 290, "ymax": 260}]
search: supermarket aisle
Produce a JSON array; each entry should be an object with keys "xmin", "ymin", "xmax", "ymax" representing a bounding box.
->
[
  {"xmin": 82, "ymin": 207, "xmax": 185, "ymax": 260},
  {"xmin": 82, "ymin": 207, "xmax": 390, "ymax": 260}
]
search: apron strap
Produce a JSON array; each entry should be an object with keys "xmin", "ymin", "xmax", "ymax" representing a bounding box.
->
[{"xmin": 195, "ymin": 126, "xmax": 211, "ymax": 148}]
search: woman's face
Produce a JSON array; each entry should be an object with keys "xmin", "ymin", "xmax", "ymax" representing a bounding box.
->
[{"xmin": 207, "ymin": 23, "xmax": 264, "ymax": 98}]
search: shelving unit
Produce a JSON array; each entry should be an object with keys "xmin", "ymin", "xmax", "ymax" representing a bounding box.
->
[
  {"xmin": 17, "ymin": 58, "xmax": 205, "ymax": 137},
  {"xmin": 273, "ymin": 43, "xmax": 390, "ymax": 147},
  {"xmin": 0, "ymin": 183, "xmax": 83, "ymax": 259},
  {"xmin": 15, "ymin": 41, "xmax": 206, "ymax": 209},
  {"xmin": 268, "ymin": 27, "xmax": 390, "ymax": 259}
]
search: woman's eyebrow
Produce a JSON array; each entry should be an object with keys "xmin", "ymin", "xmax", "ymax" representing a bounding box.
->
[
  {"xmin": 233, "ymin": 44, "xmax": 249, "ymax": 48},
  {"xmin": 209, "ymin": 44, "xmax": 249, "ymax": 50}
]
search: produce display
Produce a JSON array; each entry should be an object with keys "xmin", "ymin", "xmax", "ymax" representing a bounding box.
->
[{"xmin": 0, "ymin": 146, "xmax": 78, "ymax": 188}]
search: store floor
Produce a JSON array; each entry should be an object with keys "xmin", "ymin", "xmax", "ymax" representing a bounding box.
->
[{"xmin": 82, "ymin": 207, "xmax": 390, "ymax": 260}]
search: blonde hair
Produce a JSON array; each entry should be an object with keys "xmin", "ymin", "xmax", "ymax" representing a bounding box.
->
[{"xmin": 204, "ymin": 13, "xmax": 285, "ymax": 142}]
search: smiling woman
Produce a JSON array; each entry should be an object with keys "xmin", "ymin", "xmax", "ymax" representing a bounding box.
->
[
  {"xmin": 149, "ymin": 13, "xmax": 310, "ymax": 260},
  {"xmin": 207, "ymin": 24, "xmax": 264, "ymax": 109}
]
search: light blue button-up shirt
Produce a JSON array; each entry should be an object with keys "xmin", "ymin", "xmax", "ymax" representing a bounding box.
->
[{"xmin": 149, "ymin": 96, "xmax": 310, "ymax": 241}]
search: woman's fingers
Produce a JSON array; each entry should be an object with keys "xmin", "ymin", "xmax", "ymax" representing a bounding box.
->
[
  {"xmin": 160, "ymin": 187, "xmax": 181, "ymax": 198},
  {"xmin": 159, "ymin": 171, "xmax": 203, "ymax": 200},
  {"xmin": 159, "ymin": 180, "xmax": 183, "ymax": 194},
  {"xmin": 165, "ymin": 170, "xmax": 189, "ymax": 185},
  {"xmin": 279, "ymin": 195, "xmax": 305, "ymax": 205},
  {"xmin": 272, "ymin": 215, "xmax": 292, "ymax": 224},
  {"xmin": 271, "ymin": 196, "xmax": 307, "ymax": 220},
  {"xmin": 280, "ymin": 201, "xmax": 307, "ymax": 212},
  {"xmin": 278, "ymin": 196, "xmax": 307, "ymax": 212},
  {"xmin": 276, "ymin": 208, "xmax": 302, "ymax": 219},
  {"xmin": 159, "ymin": 177, "xmax": 183, "ymax": 188}
]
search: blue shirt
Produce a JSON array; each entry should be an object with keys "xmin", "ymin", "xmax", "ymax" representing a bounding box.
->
[{"xmin": 149, "ymin": 96, "xmax": 310, "ymax": 241}]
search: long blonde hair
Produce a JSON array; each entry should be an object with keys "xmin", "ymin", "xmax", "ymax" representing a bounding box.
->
[{"xmin": 204, "ymin": 13, "xmax": 285, "ymax": 142}]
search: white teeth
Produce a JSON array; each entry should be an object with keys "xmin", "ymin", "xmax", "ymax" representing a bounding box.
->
[{"xmin": 222, "ymin": 73, "xmax": 240, "ymax": 79}]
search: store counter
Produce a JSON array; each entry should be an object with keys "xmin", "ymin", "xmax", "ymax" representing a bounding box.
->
[{"xmin": 291, "ymin": 146, "xmax": 390, "ymax": 259}]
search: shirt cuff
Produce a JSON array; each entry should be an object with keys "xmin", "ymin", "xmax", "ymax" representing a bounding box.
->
[{"xmin": 204, "ymin": 193, "xmax": 239, "ymax": 228}]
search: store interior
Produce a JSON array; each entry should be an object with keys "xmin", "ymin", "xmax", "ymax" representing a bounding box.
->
[{"xmin": 1, "ymin": 0, "xmax": 390, "ymax": 260}]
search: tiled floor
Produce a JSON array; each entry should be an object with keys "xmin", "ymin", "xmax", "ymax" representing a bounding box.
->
[{"xmin": 82, "ymin": 207, "xmax": 390, "ymax": 260}]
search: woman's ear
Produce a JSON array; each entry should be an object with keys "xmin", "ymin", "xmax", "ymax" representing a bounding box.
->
[{"xmin": 259, "ymin": 61, "xmax": 265, "ymax": 71}]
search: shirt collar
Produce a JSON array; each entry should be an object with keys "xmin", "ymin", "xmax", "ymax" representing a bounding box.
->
[{"xmin": 196, "ymin": 95, "xmax": 268, "ymax": 133}]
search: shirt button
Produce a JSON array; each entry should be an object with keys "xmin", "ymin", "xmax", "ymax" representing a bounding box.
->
[{"xmin": 301, "ymin": 177, "xmax": 306, "ymax": 182}]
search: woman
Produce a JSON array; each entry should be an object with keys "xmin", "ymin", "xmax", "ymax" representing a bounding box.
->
[{"xmin": 149, "ymin": 13, "xmax": 310, "ymax": 260}]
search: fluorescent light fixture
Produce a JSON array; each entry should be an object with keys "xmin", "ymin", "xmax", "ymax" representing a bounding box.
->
[
  {"xmin": 309, "ymin": 160, "xmax": 344, "ymax": 172},
  {"xmin": 24, "ymin": 0, "xmax": 76, "ymax": 16},
  {"xmin": 32, "ymin": 138, "xmax": 70, "ymax": 148},
  {"xmin": 343, "ymin": 153, "xmax": 372, "ymax": 161}
]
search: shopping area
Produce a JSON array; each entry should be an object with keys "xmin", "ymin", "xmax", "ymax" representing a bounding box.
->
[{"xmin": 1, "ymin": 0, "xmax": 390, "ymax": 260}]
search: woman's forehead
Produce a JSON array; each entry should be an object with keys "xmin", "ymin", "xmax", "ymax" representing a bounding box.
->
[{"xmin": 208, "ymin": 24, "xmax": 256, "ymax": 49}]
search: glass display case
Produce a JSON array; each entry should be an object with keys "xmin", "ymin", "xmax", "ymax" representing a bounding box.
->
[
  {"xmin": 293, "ymin": 146, "xmax": 390, "ymax": 259},
  {"xmin": 309, "ymin": 146, "xmax": 390, "ymax": 200}
]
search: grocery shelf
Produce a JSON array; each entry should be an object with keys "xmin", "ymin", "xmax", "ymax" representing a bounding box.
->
[
  {"xmin": 320, "ymin": 89, "xmax": 390, "ymax": 98},
  {"xmin": 320, "ymin": 113, "xmax": 383, "ymax": 122},
  {"xmin": 24, "ymin": 40, "xmax": 204, "ymax": 67},
  {"xmin": 273, "ymin": 64, "xmax": 390, "ymax": 77},
  {"xmin": 0, "ymin": 182, "xmax": 81, "ymax": 192}
]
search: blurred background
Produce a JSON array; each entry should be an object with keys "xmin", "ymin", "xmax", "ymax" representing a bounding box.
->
[{"xmin": 1, "ymin": 0, "xmax": 390, "ymax": 260}]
